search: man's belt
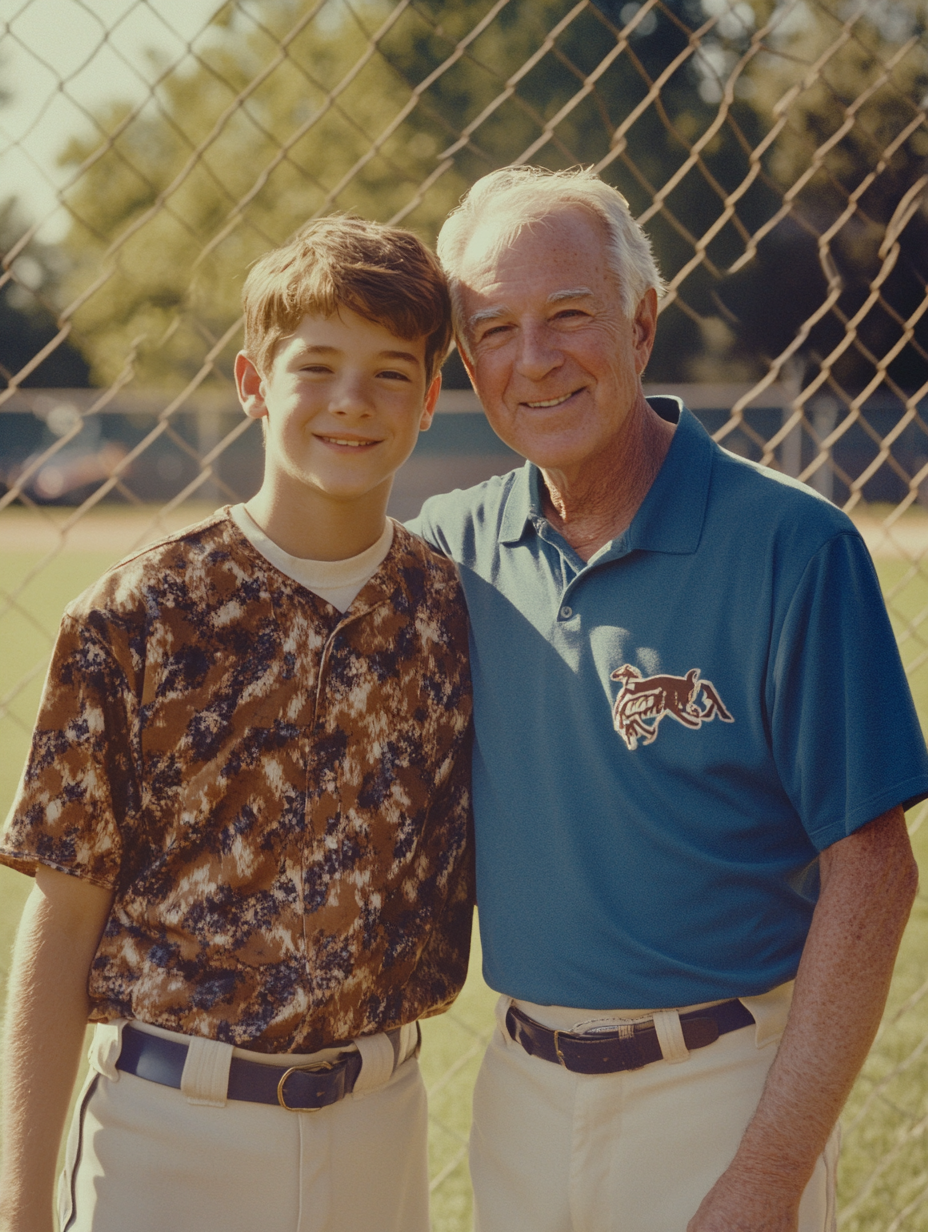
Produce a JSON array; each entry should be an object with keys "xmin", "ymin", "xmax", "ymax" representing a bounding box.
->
[
  {"xmin": 117, "ymin": 1024, "xmax": 382, "ymax": 1111},
  {"xmin": 505, "ymin": 999, "xmax": 754, "ymax": 1075}
]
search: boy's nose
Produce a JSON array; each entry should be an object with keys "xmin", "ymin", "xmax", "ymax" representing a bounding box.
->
[{"xmin": 330, "ymin": 376, "xmax": 373, "ymax": 416}]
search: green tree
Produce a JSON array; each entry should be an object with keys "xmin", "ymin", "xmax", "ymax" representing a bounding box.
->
[
  {"xmin": 0, "ymin": 197, "xmax": 90, "ymax": 389},
  {"xmin": 56, "ymin": 0, "xmax": 747, "ymax": 387},
  {"xmin": 57, "ymin": 0, "xmax": 473, "ymax": 388},
  {"xmin": 709, "ymin": 0, "xmax": 928, "ymax": 395},
  {"xmin": 54, "ymin": 0, "xmax": 928, "ymax": 396},
  {"xmin": 0, "ymin": 54, "xmax": 90, "ymax": 392}
]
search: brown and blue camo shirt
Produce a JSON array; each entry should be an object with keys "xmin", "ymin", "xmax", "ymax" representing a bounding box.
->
[{"xmin": 0, "ymin": 510, "xmax": 474, "ymax": 1053}]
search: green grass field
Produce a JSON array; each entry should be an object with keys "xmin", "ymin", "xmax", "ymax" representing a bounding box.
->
[{"xmin": 2, "ymin": 523, "xmax": 928, "ymax": 1230}]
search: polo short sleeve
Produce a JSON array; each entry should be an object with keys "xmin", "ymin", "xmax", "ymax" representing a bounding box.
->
[{"xmin": 769, "ymin": 529, "xmax": 927, "ymax": 850}]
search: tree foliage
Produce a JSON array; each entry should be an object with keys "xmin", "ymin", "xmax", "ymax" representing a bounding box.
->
[
  {"xmin": 47, "ymin": 0, "xmax": 928, "ymax": 397},
  {"xmin": 711, "ymin": 0, "xmax": 928, "ymax": 395},
  {"xmin": 0, "ymin": 197, "xmax": 90, "ymax": 390}
]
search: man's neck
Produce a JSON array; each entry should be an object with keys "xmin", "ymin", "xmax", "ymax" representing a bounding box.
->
[
  {"xmin": 245, "ymin": 479, "xmax": 391, "ymax": 562},
  {"xmin": 540, "ymin": 397, "xmax": 676, "ymax": 562}
]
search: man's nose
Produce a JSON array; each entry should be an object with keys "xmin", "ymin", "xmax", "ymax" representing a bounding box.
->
[{"xmin": 515, "ymin": 322, "xmax": 563, "ymax": 381}]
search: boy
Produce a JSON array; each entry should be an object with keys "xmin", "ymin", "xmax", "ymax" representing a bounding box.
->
[{"xmin": 0, "ymin": 217, "xmax": 473, "ymax": 1232}]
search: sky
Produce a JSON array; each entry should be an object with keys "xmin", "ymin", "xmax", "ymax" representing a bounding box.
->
[{"xmin": 1, "ymin": 0, "xmax": 226, "ymax": 240}]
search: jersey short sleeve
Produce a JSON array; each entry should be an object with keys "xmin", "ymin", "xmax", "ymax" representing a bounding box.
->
[
  {"xmin": 1, "ymin": 613, "xmax": 136, "ymax": 887},
  {"xmin": 769, "ymin": 529, "xmax": 928, "ymax": 850}
]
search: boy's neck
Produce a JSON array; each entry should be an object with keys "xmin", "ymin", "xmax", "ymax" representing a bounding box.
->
[{"xmin": 244, "ymin": 478, "xmax": 391, "ymax": 561}]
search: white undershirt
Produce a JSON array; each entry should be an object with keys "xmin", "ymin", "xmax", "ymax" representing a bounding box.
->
[{"xmin": 230, "ymin": 503, "xmax": 394, "ymax": 613}]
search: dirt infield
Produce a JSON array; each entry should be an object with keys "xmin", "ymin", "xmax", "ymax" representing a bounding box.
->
[{"xmin": 2, "ymin": 503, "xmax": 928, "ymax": 559}]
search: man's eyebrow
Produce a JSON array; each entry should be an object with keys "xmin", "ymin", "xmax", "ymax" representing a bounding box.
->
[
  {"xmin": 547, "ymin": 287, "xmax": 594, "ymax": 304},
  {"xmin": 467, "ymin": 287, "xmax": 595, "ymax": 332},
  {"xmin": 468, "ymin": 306, "xmax": 509, "ymax": 330}
]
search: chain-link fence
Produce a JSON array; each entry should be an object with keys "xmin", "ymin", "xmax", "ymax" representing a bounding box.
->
[{"xmin": 2, "ymin": 0, "xmax": 928, "ymax": 1227}]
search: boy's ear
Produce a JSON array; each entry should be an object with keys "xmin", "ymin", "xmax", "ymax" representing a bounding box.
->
[
  {"xmin": 235, "ymin": 351, "xmax": 267, "ymax": 420},
  {"xmin": 419, "ymin": 372, "xmax": 442, "ymax": 432}
]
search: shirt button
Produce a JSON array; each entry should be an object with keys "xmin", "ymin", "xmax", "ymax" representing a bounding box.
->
[{"xmin": 560, "ymin": 605, "xmax": 573, "ymax": 619}]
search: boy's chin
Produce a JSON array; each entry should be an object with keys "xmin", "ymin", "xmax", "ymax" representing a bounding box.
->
[{"xmin": 276, "ymin": 468, "xmax": 396, "ymax": 509}]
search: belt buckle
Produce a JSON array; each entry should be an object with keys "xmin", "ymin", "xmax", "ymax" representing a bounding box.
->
[
  {"xmin": 276, "ymin": 1057, "xmax": 339, "ymax": 1111},
  {"xmin": 553, "ymin": 1029, "xmax": 568, "ymax": 1068}
]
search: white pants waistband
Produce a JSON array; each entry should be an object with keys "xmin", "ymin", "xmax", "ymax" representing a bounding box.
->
[
  {"xmin": 511, "ymin": 979, "xmax": 795, "ymax": 1050},
  {"xmin": 88, "ymin": 1018, "xmax": 420, "ymax": 1105}
]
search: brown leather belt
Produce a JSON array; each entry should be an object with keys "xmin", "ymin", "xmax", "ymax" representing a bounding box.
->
[{"xmin": 505, "ymin": 999, "xmax": 754, "ymax": 1075}]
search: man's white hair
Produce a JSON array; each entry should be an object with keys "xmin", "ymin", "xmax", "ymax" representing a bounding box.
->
[{"xmin": 437, "ymin": 165, "xmax": 665, "ymax": 354}]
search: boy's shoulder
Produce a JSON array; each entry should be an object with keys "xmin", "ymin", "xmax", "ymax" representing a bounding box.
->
[
  {"xmin": 65, "ymin": 506, "xmax": 260, "ymax": 626},
  {"xmin": 390, "ymin": 520, "xmax": 464, "ymax": 587},
  {"xmin": 379, "ymin": 522, "xmax": 468, "ymax": 638}
]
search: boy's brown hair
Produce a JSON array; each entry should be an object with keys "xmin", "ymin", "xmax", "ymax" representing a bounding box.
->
[{"xmin": 242, "ymin": 215, "xmax": 453, "ymax": 383}]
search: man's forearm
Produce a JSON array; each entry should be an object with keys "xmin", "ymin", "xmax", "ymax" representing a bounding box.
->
[
  {"xmin": 688, "ymin": 805, "xmax": 919, "ymax": 1232},
  {"xmin": 0, "ymin": 868, "xmax": 113, "ymax": 1232}
]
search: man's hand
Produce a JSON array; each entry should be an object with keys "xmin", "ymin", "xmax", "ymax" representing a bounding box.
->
[
  {"xmin": 687, "ymin": 1165, "xmax": 801, "ymax": 1231},
  {"xmin": 0, "ymin": 866, "xmax": 113, "ymax": 1232},
  {"xmin": 687, "ymin": 804, "xmax": 917, "ymax": 1232}
]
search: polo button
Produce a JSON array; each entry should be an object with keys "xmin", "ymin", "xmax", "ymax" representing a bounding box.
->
[{"xmin": 560, "ymin": 605, "xmax": 573, "ymax": 619}]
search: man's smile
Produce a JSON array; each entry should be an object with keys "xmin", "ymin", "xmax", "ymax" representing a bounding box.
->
[{"xmin": 523, "ymin": 388, "xmax": 584, "ymax": 409}]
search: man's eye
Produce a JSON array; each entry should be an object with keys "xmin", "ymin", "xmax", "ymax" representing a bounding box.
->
[{"xmin": 480, "ymin": 324, "xmax": 511, "ymax": 342}]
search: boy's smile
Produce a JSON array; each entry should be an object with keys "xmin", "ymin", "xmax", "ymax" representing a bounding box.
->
[{"xmin": 235, "ymin": 309, "xmax": 441, "ymax": 558}]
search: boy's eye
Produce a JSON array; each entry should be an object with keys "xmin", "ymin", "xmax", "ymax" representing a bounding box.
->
[
  {"xmin": 378, "ymin": 369, "xmax": 412, "ymax": 381},
  {"xmin": 301, "ymin": 364, "xmax": 332, "ymax": 375}
]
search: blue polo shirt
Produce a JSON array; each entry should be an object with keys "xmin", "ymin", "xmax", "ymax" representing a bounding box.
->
[{"xmin": 410, "ymin": 400, "xmax": 928, "ymax": 1008}]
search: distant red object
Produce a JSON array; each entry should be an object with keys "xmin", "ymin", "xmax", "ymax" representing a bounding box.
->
[{"xmin": 23, "ymin": 442, "xmax": 129, "ymax": 501}]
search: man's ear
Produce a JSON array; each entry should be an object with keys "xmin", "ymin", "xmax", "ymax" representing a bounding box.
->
[
  {"xmin": 419, "ymin": 372, "xmax": 442, "ymax": 432},
  {"xmin": 633, "ymin": 288, "xmax": 659, "ymax": 376},
  {"xmin": 235, "ymin": 351, "xmax": 267, "ymax": 420},
  {"xmin": 456, "ymin": 338, "xmax": 478, "ymax": 391}
]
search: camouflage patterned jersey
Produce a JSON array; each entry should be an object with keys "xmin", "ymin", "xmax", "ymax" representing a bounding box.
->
[{"xmin": 0, "ymin": 510, "xmax": 473, "ymax": 1053}]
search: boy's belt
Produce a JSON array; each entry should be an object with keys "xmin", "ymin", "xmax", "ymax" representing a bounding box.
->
[
  {"xmin": 116, "ymin": 1024, "xmax": 407, "ymax": 1111},
  {"xmin": 505, "ymin": 999, "xmax": 754, "ymax": 1074}
]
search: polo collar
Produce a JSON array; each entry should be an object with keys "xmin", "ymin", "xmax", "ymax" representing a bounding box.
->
[
  {"xmin": 498, "ymin": 462, "xmax": 538, "ymax": 544},
  {"xmin": 498, "ymin": 399, "xmax": 713, "ymax": 557}
]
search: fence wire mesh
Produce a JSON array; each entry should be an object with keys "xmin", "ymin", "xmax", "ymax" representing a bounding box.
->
[{"xmin": 1, "ymin": 0, "xmax": 928, "ymax": 1227}]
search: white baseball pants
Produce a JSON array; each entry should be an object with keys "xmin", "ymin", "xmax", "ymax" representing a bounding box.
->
[
  {"xmin": 58, "ymin": 1019, "xmax": 428, "ymax": 1232},
  {"xmin": 470, "ymin": 984, "xmax": 838, "ymax": 1232}
]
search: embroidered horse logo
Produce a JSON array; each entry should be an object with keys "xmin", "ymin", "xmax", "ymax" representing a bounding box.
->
[{"xmin": 610, "ymin": 664, "xmax": 734, "ymax": 751}]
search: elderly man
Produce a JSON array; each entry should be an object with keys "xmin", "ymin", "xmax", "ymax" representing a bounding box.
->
[{"xmin": 410, "ymin": 165, "xmax": 928, "ymax": 1232}]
